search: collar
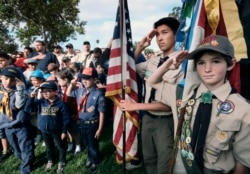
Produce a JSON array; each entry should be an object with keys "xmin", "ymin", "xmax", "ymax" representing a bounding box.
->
[{"xmin": 196, "ymin": 81, "xmax": 232, "ymax": 102}]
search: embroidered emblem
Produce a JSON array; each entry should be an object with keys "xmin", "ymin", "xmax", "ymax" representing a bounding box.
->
[
  {"xmin": 186, "ymin": 158, "xmax": 192, "ymax": 167},
  {"xmin": 186, "ymin": 137, "xmax": 191, "ymax": 144},
  {"xmin": 217, "ymin": 100, "xmax": 235, "ymax": 114}
]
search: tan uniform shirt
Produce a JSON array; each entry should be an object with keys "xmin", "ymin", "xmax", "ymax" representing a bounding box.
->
[
  {"xmin": 158, "ymin": 81, "xmax": 250, "ymax": 173},
  {"xmin": 136, "ymin": 53, "xmax": 183, "ymax": 116}
]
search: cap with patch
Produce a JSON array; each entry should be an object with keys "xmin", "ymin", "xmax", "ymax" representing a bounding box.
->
[
  {"xmin": 187, "ymin": 35, "xmax": 234, "ymax": 60},
  {"xmin": 79, "ymin": 67, "xmax": 98, "ymax": 79},
  {"xmin": 39, "ymin": 81, "xmax": 58, "ymax": 90},
  {"xmin": 65, "ymin": 43, "xmax": 73, "ymax": 48},
  {"xmin": 0, "ymin": 67, "xmax": 22, "ymax": 80}
]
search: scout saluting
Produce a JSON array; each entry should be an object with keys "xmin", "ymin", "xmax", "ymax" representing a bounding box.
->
[{"xmin": 142, "ymin": 35, "xmax": 250, "ymax": 174}]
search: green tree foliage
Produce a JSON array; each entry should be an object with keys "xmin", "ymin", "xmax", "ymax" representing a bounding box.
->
[
  {"xmin": 168, "ymin": 6, "xmax": 182, "ymax": 21},
  {"xmin": 0, "ymin": 0, "xmax": 86, "ymax": 49},
  {"xmin": 0, "ymin": 22, "xmax": 18, "ymax": 53}
]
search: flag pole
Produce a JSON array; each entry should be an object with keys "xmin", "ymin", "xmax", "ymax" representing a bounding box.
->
[{"xmin": 119, "ymin": 0, "xmax": 126, "ymax": 173}]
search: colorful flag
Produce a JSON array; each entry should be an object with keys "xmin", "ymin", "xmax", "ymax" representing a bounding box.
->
[
  {"xmin": 182, "ymin": 0, "xmax": 247, "ymax": 102},
  {"xmin": 105, "ymin": 0, "xmax": 139, "ymax": 164}
]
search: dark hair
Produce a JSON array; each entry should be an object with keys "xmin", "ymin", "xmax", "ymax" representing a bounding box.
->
[
  {"xmin": 95, "ymin": 62, "xmax": 104, "ymax": 69},
  {"xmin": 154, "ymin": 17, "xmax": 180, "ymax": 34},
  {"xmin": 0, "ymin": 52, "xmax": 11, "ymax": 60},
  {"xmin": 70, "ymin": 62, "xmax": 83, "ymax": 72},
  {"xmin": 194, "ymin": 50, "xmax": 234, "ymax": 70},
  {"xmin": 35, "ymin": 40, "xmax": 46, "ymax": 46},
  {"xmin": 24, "ymin": 47, "xmax": 33, "ymax": 53},
  {"xmin": 57, "ymin": 69, "xmax": 74, "ymax": 82}
]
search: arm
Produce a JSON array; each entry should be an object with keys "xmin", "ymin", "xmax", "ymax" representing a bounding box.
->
[
  {"xmin": 95, "ymin": 112, "xmax": 104, "ymax": 139},
  {"xmin": 134, "ymin": 30, "xmax": 156, "ymax": 62},
  {"xmin": 120, "ymin": 99, "xmax": 171, "ymax": 112},
  {"xmin": 147, "ymin": 50, "xmax": 189, "ymax": 86},
  {"xmin": 14, "ymin": 78, "xmax": 26, "ymax": 109},
  {"xmin": 232, "ymin": 162, "xmax": 248, "ymax": 174}
]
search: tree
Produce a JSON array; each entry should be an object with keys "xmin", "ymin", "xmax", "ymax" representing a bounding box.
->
[
  {"xmin": 168, "ymin": 6, "xmax": 182, "ymax": 21},
  {"xmin": 0, "ymin": 0, "xmax": 86, "ymax": 49},
  {"xmin": 0, "ymin": 22, "xmax": 18, "ymax": 53}
]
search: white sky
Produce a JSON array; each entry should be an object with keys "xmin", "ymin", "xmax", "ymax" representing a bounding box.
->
[{"xmin": 67, "ymin": 0, "xmax": 182, "ymax": 51}]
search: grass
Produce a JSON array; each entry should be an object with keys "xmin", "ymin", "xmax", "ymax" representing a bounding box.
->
[{"xmin": 0, "ymin": 121, "xmax": 146, "ymax": 174}]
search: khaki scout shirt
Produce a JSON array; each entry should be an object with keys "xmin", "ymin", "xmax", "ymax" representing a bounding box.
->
[
  {"xmin": 136, "ymin": 53, "xmax": 183, "ymax": 116},
  {"xmin": 158, "ymin": 81, "xmax": 250, "ymax": 173}
]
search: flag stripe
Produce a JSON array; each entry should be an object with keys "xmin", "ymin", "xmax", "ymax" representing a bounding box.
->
[{"xmin": 105, "ymin": 0, "xmax": 139, "ymax": 164}]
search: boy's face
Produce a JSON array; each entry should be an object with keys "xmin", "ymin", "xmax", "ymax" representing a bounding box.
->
[
  {"xmin": 57, "ymin": 77, "xmax": 68, "ymax": 87},
  {"xmin": 30, "ymin": 77, "xmax": 44, "ymax": 87},
  {"xmin": 155, "ymin": 24, "xmax": 176, "ymax": 53},
  {"xmin": 196, "ymin": 52, "xmax": 233, "ymax": 90},
  {"xmin": 41, "ymin": 89, "xmax": 57, "ymax": 100},
  {"xmin": 0, "ymin": 57, "xmax": 11, "ymax": 69},
  {"xmin": 81, "ymin": 78, "xmax": 95, "ymax": 89},
  {"xmin": 1, "ymin": 75, "xmax": 16, "ymax": 89}
]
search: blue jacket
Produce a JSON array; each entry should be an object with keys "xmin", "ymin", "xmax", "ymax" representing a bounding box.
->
[
  {"xmin": 0, "ymin": 85, "xmax": 29, "ymax": 129},
  {"xmin": 25, "ymin": 96, "xmax": 70, "ymax": 133}
]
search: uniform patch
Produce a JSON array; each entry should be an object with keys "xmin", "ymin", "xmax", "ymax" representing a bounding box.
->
[
  {"xmin": 87, "ymin": 106, "xmax": 95, "ymax": 112},
  {"xmin": 217, "ymin": 100, "xmax": 235, "ymax": 114}
]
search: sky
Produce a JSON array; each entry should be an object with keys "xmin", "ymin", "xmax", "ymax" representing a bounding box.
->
[{"xmin": 67, "ymin": 0, "xmax": 182, "ymax": 52}]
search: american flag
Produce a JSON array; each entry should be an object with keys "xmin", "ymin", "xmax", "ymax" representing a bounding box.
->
[{"xmin": 105, "ymin": 0, "xmax": 139, "ymax": 163}]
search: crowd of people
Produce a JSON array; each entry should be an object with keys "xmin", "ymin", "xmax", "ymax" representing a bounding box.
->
[{"xmin": 0, "ymin": 16, "xmax": 250, "ymax": 174}]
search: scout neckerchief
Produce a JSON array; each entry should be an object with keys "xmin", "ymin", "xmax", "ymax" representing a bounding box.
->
[
  {"xmin": 178, "ymin": 87, "xmax": 237, "ymax": 174},
  {"xmin": 148, "ymin": 56, "xmax": 168, "ymax": 103},
  {"xmin": 0, "ymin": 90, "xmax": 13, "ymax": 120},
  {"xmin": 78, "ymin": 90, "xmax": 90, "ymax": 112}
]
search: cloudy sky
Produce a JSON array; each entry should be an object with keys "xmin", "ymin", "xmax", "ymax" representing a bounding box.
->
[{"xmin": 67, "ymin": 0, "xmax": 182, "ymax": 51}]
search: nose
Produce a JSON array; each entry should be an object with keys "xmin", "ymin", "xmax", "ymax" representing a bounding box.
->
[{"xmin": 204, "ymin": 63, "xmax": 212, "ymax": 72}]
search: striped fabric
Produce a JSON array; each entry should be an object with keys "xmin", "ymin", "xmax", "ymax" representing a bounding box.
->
[{"xmin": 105, "ymin": 0, "xmax": 139, "ymax": 163}]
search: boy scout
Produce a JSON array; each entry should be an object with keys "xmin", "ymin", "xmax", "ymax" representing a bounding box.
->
[
  {"xmin": 146, "ymin": 35, "xmax": 250, "ymax": 173},
  {"xmin": 67, "ymin": 67, "xmax": 106, "ymax": 173}
]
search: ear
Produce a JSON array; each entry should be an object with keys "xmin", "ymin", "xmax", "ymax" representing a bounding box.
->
[{"xmin": 227, "ymin": 58, "xmax": 236, "ymax": 71}]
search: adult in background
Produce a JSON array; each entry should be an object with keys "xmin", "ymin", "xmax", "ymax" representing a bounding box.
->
[
  {"xmin": 26, "ymin": 40, "xmax": 59, "ymax": 72},
  {"xmin": 52, "ymin": 45, "xmax": 65, "ymax": 70}
]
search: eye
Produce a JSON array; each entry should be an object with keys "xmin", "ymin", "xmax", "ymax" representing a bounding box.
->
[{"xmin": 197, "ymin": 61, "xmax": 205, "ymax": 65}]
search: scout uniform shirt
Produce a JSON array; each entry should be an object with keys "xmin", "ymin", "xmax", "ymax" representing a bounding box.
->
[
  {"xmin": 136, "ymin": 53, "xmax": 183, "ymax": 116},
  {"xmin": 158, "ymin": 80, "xmax": 250, "ymax": 173},
  {"xmin": 70, "ymin": 86, "xmax": 106, "ymax": 121}
]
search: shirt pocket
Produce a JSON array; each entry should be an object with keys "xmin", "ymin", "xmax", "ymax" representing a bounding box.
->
[{"xmin": 205, "ymin": 119, "xmax": 241, "ymax": 163}]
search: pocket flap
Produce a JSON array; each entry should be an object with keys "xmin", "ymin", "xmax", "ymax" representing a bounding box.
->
[{"xmin": 215, "ymin": 118, "xmax": 241, "ymax": 131}]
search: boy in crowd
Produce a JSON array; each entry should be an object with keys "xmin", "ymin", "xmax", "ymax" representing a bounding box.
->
[
  {"xmin": 66, "ymin": 67, "xmax": 106, "ymax": 173},
  {"xmin": 122, "ymin": 35, "xmax": 250, "ymax": 173},
  {"xmin": 0, "ymin": 67, "xmax": 34, "ymax": 174},
  {"xmin": 25, "ymin": 80, "xmax": 70, "ymax": 174}
]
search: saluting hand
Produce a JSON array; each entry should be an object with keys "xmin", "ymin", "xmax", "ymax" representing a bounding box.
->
[{"xmin": 165, "ymin": 50, "xmax": 189, "ymax": 70}]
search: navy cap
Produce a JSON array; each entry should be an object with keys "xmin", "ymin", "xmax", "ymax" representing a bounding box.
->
[
  {"xmin": 0, "ymin": 67, "xmax": 22, "ymax": 79},
  {"xmin": 39, "ymin": 81, "xmax": 58, "ymax": 90}
]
